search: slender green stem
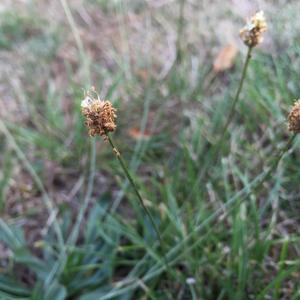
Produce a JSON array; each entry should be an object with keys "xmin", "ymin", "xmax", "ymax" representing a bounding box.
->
[
  {"xmin": 222, "ymin": 47, "xmax": 252, "ymax": 139},
  {"xmin": 60, "ymin": 0, "xmax": 90, "ymax": 85},
  {"xmin": 105, "ymin": 132, "xmax": 168, "ymax": 268},
  {"xmin": 186, "ymin": 47, "xmax": 253, "ymax": 200},
  {"xmin": 261, "ymin": 133, "xmax": 297, "ymax": 182},
  {"xmin": 227, "ymin": 134, "xmax": 297, "ymax": 208},
  {"xmin": 214, "ymin": 46, "xmax": 253, "ymax": 159},
  {"xmin": 175, "ymin": 0, "xmax": 186, "ymax": 63}
]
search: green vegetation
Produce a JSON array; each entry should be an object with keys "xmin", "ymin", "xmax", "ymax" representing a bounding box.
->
[{"xmin": 0, "ymin": 1, "xmax": 300, "ymax": 299}]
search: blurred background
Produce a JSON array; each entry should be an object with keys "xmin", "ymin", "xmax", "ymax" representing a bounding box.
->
[{"xmin": 1, "ymin": 0, "xmax": 300, "ymax": 299}]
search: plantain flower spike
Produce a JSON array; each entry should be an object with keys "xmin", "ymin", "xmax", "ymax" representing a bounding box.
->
[
  {"xmin": 240, "ymin": 11, "xmax": 267, "ymax": 48},
  {"xmin": 288, "ymin": 99, "xmax": 300, "ymax": 134},
  {"xmin": 81, "ymin": 87, "xmax": 117, "ymax": 139}
]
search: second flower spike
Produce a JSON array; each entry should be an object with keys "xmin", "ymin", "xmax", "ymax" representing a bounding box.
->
[{"xmin": 240, "ymin": 11, "xmax": 267, "ymax": 48}]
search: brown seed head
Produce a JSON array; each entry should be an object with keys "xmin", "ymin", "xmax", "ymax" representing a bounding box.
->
[
  {"xmin": 240, "ymin": 11, "xmax": 267, "ymax": 48},
  {"xmin": 288, "ymin": 100, "xmax": 300, "ymax": 134},
  {"xmin": 81, "ymin": 89, "xmax": 117, "ymax": 139}
]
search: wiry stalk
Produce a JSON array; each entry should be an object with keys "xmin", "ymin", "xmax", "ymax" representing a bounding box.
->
[
  {"xmin": 215, "ymin": 46, "xmax": 253, "ymax": 159},
  {"xmin": 223, "ymin": 47, "xmax": 253, "ymax": 134},
  {"xmin": 213, "ymin": 47, "xmax": 253, "ymax": 159},
  {"xmin": 175, "ymin": 0, "xmax": 186, "ymax": 64},
  {"xmin": 105, "ymin": 132, "xmax": 169, "ymax": 269},
  {"xmin": 186, "ymin": 47, "xmax": 254, "ymax": 199},
  {"xmin": 264, "ymin": 133, "xmax": 297, "ymax": 178}
]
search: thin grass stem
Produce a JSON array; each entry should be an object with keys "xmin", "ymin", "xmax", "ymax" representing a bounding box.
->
[
  {"xmin": 186, "ymin": 46, "xmax": 254, "ymax": 200},
  {"xmin": 175, "ymin": 0, "xmax": 186, "ymax": 64},
  {"xmin": 60, "ymin": 0, "xmax": 90, "ymax": 85},
  {"xmin": 256, "ymin": 133, "xmax": 297, "ymax": 185},
  {"xmin": 105, "ymin": 132, "xmax": 169, "ymax": 269},
  {"xmin": 215, "ymin": 46, "xmax": 253, "ymax": 158}
]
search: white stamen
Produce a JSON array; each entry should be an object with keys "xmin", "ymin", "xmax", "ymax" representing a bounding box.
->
[{"xmin": 81, "ymin": 96, "xmax": 94, "ymax": 108}]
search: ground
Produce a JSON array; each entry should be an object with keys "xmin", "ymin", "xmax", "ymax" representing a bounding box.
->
[{"xmin": 1, "ymin": 0, "xmax": 300, "ymax": 299}]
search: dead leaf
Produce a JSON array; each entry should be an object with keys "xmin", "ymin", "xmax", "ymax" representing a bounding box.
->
[
  {"xmin": 136, "ymin": 69, "xmax": 149, "ymax": 82},
  {"xmin": 213, "ymin": 44, "xmax": 238, "ymax": 73},
  {"xmin": 128, "ymin": 128, "xmax": 152, "ymax": 140}
]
